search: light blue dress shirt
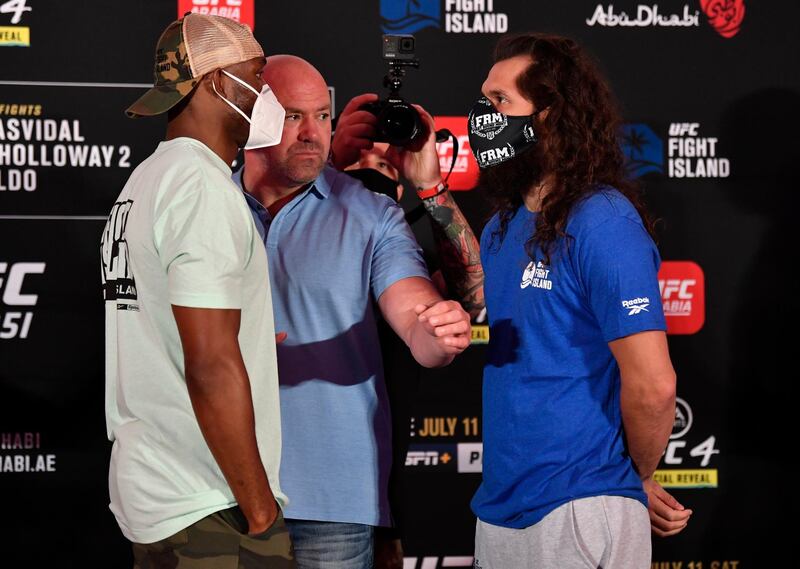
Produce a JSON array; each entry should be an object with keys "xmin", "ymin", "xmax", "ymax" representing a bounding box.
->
[{"xmin": 234, "ymin": 165, "xmax": 429, "ymax": 526}]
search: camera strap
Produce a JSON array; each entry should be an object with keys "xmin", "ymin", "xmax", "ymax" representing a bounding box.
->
[{"xmin": 435, "ymin": 128, "xmax": 458, "ymax": 185}]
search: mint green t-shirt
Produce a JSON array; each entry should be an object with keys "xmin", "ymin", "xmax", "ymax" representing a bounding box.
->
[{"xmin": 101, "ymin": 137, "xmax": 285, "ymax": 544}]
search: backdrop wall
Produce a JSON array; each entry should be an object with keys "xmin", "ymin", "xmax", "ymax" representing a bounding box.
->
[{"xmin": 1, "ymin": 1, "xmax": 794, "ymax": 567}]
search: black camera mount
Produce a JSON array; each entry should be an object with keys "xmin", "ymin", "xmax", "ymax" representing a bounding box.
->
[
  {"xmin": 360, "ymin": 35, "xmax": 423, "ymax": 146},
  {"xmin": 383, "ymin": 58, "xmax": 420, "ymax": 97}
]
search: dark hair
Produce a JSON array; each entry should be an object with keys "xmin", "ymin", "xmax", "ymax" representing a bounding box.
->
[{"xmin": 489, "ymin": 33, "xmax": 656, "ymax": 264}]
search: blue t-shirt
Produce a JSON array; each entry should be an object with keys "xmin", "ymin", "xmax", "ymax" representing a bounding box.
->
[
  {"xmin": 235, "ymin": 165, "xmax": 429, "ymax": 526},
  {"xmin": 471, "ymin": 188, "xmax": 666, "ymax": 529}
]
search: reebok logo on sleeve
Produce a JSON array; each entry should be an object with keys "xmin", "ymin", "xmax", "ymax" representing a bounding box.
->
[{"xmin": 622, "ymin": 297, "xmax": 650, "ymax": 315}]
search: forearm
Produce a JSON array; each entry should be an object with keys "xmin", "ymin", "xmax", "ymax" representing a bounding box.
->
[
  {"xmin": 407, "ymin": 317, "xmax": 456, "ymax": 368},
  {"xmin": 186, "ymin": 357, "xmax": 275, "ymax": 527},
  {"xmin": 379, "ymin": 277, "xmax": 470, "ymax": 368},
  {"xmin": 620, "ymin": 371, "xmax": 676, "ymax": 479},
  {"xmin": 420, "ymin": 189, "xmax": 485, "ymax": 319}
]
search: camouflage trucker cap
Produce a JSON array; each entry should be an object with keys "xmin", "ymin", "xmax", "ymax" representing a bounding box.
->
[{"xmin": 126, "ymin": 13, "xmax": 264, "ymax": 118}]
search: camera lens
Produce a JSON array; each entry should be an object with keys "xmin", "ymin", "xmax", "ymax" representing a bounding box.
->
[
  {"xmin": 400, "ymin": 37, "xmax": 415, "ymax": 52},
  {"xmin": 379, "ymin": 103, "xmax": 420, "ymax": 146}
]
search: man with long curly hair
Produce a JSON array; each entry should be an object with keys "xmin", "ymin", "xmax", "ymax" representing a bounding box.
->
[{"xmin": 469, "ymin": 34, "xmax": 690, "ymax": 568}]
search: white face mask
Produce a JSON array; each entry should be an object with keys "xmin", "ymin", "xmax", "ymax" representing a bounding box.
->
[{"xmin": 212, "ymin": 69, "xmax": 285, "ymax": 149}]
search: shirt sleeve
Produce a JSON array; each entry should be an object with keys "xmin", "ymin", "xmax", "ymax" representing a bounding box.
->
[
  {"xmin": 154, "ymin": 185, "xmax": 253, "ymax": 309},
  {"xmin": 370, "ymin": 201, "xmax": 430, "ymax": 300},
  {"xmin": 575, "ymin": 215, "xmax": 666, "ymax": 342}
]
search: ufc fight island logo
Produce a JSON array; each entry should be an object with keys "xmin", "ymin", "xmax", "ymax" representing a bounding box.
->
[
  {"xmin": 381, "ymin": 0, "xmax": 509, "ymax": 35},
  {"xmin": 622, "ymin": 297, "xmax": 650, "ymax": 315},
  {"xmin": 101, "ymin": 200, "xmax": 138, "ymax": 310},
  {"xmin": 521, "ymin": 261, "xmax": 553, "ymax": 291}
]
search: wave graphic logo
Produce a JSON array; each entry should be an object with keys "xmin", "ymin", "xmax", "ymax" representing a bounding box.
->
[
  {"xmin": 381, "ymin": 0, "xmax": 440, "ymax": 33},
  {"xmin": 620, "ymin": 123, "xmax": 664, "ymax": 178}
]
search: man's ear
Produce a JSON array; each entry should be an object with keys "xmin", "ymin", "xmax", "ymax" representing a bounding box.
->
[
  {"xmin": 205, "ymin": 68, "xmax": 228, "ymax": 99},
  {"xmin": 536, "ymin": 107, "xmax": 550, "ymax": 122}
]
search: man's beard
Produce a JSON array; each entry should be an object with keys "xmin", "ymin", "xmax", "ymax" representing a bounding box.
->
[
  {"xmin": 478, "ymin": 146, "xmax": 543, "ymax": 201},
  {"xmin": 282, "ymin": 142, "xmax": 327, "ymax": 186}
]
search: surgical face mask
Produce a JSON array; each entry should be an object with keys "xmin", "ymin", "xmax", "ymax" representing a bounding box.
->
[
  {"xmin": 213, "ymin": 69, "xmax": 285, "ymax": 149},
  {"xmin": 467, "ymin": 96, "xmax": 538, "ymax": 168}
]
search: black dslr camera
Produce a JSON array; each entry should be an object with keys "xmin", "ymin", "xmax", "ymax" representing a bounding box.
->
[{"xmin": 361, "ymin": 34, "xmax": 422, "ymax": 146}]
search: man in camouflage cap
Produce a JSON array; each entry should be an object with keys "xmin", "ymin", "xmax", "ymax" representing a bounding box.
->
[{"xmin": 101, "ymin": 12, "xmax": 293, "ymax": 567}]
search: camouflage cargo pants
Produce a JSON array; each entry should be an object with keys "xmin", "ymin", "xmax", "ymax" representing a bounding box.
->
[{"xmin": 132, "ymin": 506, "xmax": 295, "ymax": 568}]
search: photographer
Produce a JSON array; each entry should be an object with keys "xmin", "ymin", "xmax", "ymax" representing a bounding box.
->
[
  {"xmin": 337, "ymin": 127, "xmax": 485, "ymax": 569},
  {"xmin": 332, "ymin": 38, "xmax": 485, "ymax": 566},
  {"xmin": 336, "ymin": 111, "xmax": 485, "ymax": 320},
  {"xmin": 235, "ymin": 54, "xmax": 471, "ymax": 569}
]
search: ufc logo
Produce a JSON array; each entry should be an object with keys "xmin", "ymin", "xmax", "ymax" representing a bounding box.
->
[
  {"xmin": 668, "ymin": 123, "xmax": 700, "ymax": 136},
  {"xmin": 660, "ymin": 278, "xmax": 696, "ymax": 300},
  {"xmin": 403, "ymin": 557, "xmax": 473, "ymax": 569},
  {"xmin": 187, "ymin": 0, "xmax": 242, "ymax": 6},
  {"xmin": 0, "ymin": 262, "xmax": 45, "ymax": 306}
]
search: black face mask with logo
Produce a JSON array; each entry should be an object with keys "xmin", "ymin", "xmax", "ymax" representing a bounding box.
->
[
  {"xmin": 467, "ymin": 96, "xmax": 538, "ymax": 169},
  {"xmin": 345, "ymin": 168, "xmax": 400, "ymax": 203}
]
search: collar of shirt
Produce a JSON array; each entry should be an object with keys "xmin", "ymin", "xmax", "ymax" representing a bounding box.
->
[{"xmin": 233, "ymin": 164, "xmax": 336, "ymax": 243}]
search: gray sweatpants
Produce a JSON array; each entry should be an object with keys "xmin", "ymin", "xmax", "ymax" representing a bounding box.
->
[{"xmin": 474, "ymin": 496, "xmax": 650, "ymax": 569}]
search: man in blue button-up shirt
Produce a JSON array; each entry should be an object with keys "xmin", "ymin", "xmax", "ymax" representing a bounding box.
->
[{"xmin": 234, "ymin": 55, "xmax": 471, "ymax": 569}]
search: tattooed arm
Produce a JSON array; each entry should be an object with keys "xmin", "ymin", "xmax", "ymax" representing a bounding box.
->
[
  {"xmin": 419, "ymin": 188, "xmax": 485, "ymax": 320},
  {"xmin": 331, "ymin": 96, "xmax": 485, "ymax": 319},
  {"xmin": 382, "ymin": 104, "xmax": 486, "ymax": 320}
]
